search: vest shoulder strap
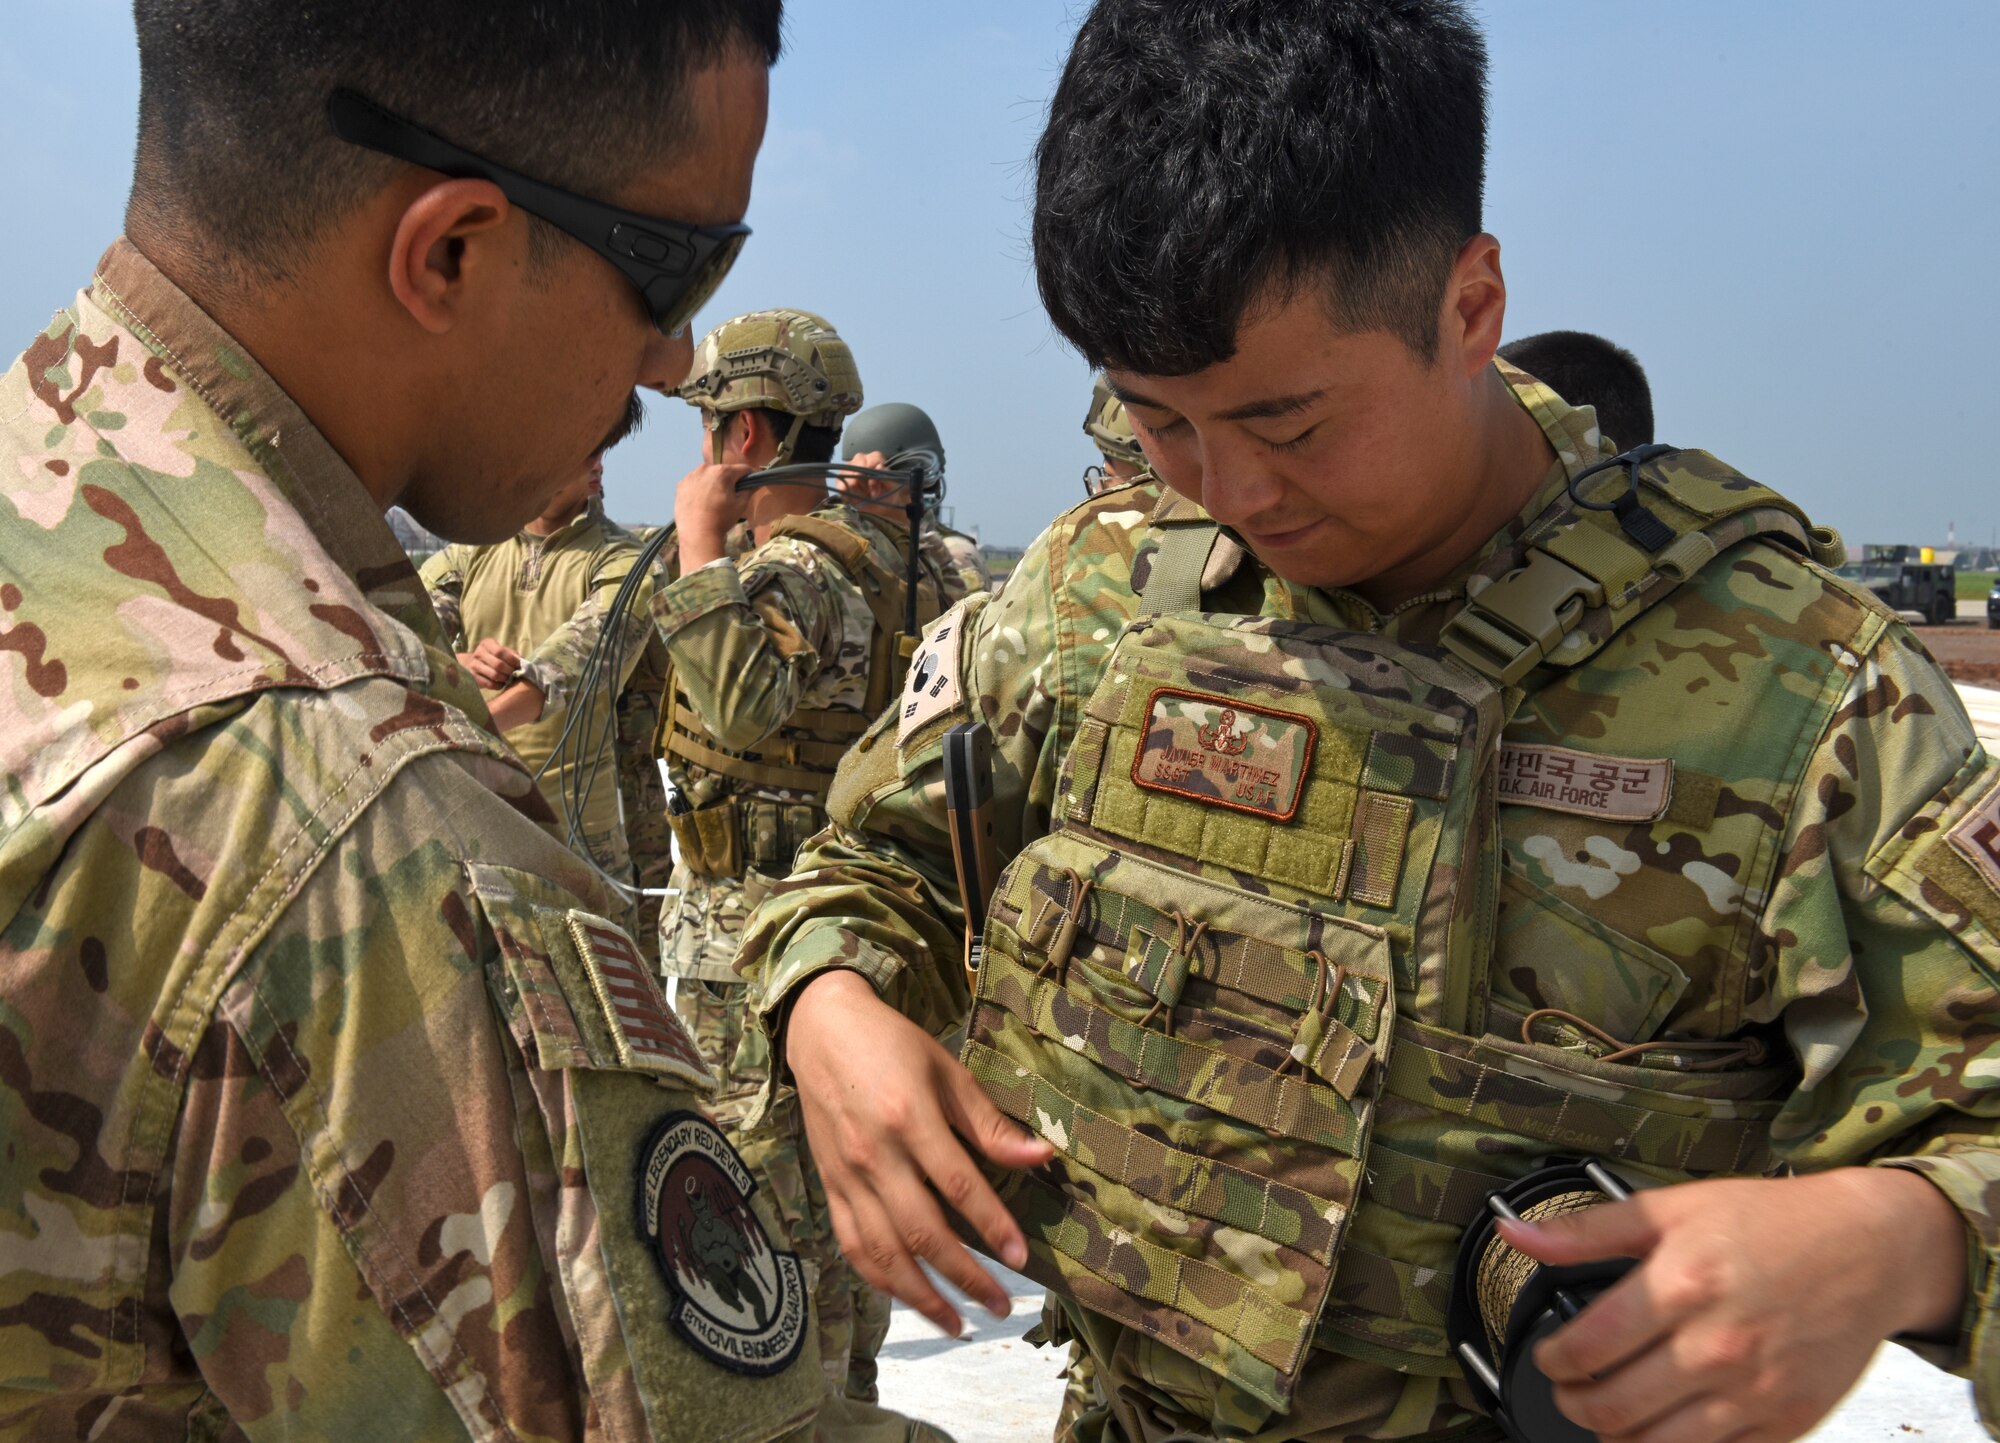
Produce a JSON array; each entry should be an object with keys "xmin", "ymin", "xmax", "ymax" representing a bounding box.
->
[{"xmin": 1441, "ymin": 445, "xmax": 1845, "ymax": 688}]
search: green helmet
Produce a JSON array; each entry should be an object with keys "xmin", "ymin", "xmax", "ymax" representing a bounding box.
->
[
  {"xmin": 1083, "ymin": 373, "xmax": 1145, "ymax": 469},
  {"xmin": 842, "ymin": 402, "xmax": 945, "ymax": 473},
  {"xmin": 677, "ymin": 308, "xmax": 864, "ymax": 462}
]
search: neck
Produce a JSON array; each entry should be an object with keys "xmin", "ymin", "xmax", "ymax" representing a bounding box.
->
[
  {"xmin": 129, "ymin": 221, "xmax": 426, "ymax": 517},
  {"xmin": 526, "ymin": 499, "xmax": 589, "ymax": 536},
  {"xmin": 747, "ymin": 482, "xmax": 820, "ymax": 544},
  {"xmin": 1349, "ymin": 367, "xmax": 1556, "ymax": 613}
]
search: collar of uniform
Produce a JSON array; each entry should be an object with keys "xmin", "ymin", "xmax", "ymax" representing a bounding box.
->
[
  {"xmin": 1293, "ymin": 358, "xmax": 1614, "ymax": 640},
  {"xmin": 88, "ymin": 238, "xmax": 443, "ymax": 646},
  {"xmin": 518, "ymin": 496, "xmax": 606, "ymax": 552}
]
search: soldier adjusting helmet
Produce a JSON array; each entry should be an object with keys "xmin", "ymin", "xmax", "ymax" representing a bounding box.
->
[{"xmin": 678, "ymin": 308, "xmax": 864, "ymax": 463}]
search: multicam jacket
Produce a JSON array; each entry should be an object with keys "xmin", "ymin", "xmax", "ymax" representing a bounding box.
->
[
  {"xmin": 651, "ymin": 504, "xmax": 959, "ymax": 984},
  {"xmin": 0, "ymin": 241, "xmax": 821, "ymax": 1441},
  {"xmin": 742, "ymin": 364, "xmax": 2000, "ymax": 1438},
  {"xmin": 421, "ymin": 503, "xmax": 657, "ymax": 873}
]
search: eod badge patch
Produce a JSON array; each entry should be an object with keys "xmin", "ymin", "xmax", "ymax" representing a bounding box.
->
[{"xmin": 638, "ymin": 1111, "xmax": 808, "ymax": 1374}]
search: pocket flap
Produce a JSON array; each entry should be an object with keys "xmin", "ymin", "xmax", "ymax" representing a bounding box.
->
[{"xmin": 470, "ymin": 864, "xmax": 715, "ymax": 1093}]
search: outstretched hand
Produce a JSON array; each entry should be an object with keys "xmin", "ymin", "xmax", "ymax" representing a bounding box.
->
[
  {"xmin": 1502, "ymin": 1167, "xmax": 1967, "ymax": 1443},
  {"xmin": 785, "ymin": 969, "xmax": 1054, "ymax": 1336}
]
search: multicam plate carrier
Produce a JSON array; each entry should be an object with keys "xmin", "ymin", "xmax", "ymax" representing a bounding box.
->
[{"xmin": 959, "ymin": 449, "xmax": 1842, "ymax": 1410}]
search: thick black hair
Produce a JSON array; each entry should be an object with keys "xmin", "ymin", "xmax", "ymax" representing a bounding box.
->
[
  {"xmin": 786, "ymin": 419, "xmax": 842, "ymax": 467},
  {"xmin": 129, "ymin": 1, "xmax": 783, "ymax": 283},
  {"xmin": 1034, "ymin": 0, "xmax": 1488, "ymax": 375},
  {"xmin": 1499, "ymin": 330, "xmax": 1655, "ymax": 450}
]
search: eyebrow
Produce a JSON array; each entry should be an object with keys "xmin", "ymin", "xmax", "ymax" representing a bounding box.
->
[{"xmin": 1108, "ymin": 381, "xmax": 1329, "ymax": 424}]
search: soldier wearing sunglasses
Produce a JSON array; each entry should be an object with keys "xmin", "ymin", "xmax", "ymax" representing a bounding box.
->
[{"xmin": 0, "ymin": 3, "xmax": 831, "ymax": 1439}]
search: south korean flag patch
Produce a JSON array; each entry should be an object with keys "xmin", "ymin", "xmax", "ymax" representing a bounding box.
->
[
  {"xmin": 899, "ymin": 597, "xmax": 975, "ymax": 744},
  {"xmin": 638, "ymin": 1112, "xmax": 808, "ymax": 1375}
]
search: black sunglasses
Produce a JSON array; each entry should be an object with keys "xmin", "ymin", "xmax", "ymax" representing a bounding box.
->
[{"xmin": 326, "ymin": 88, "xmax": 748, "ymax": 336}]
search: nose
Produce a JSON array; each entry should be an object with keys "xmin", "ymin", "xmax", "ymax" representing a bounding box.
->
[
  {"xmin": 640, "ymin": 325, "xmax": 697, "ymax": 393},
  {"xmin": 1193, "ymin": 435, "xmax": 1289, "ymax": 529}
]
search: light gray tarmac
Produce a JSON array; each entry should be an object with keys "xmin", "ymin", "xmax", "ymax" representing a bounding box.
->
[{"xmin": 875, "ymin": 1269, "xmax": 1985, "ymax": 1443}]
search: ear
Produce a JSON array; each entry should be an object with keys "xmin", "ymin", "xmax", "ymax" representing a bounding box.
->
[
  {"xmin": 1440, "ymin": 233, "xmax": 1508, "ymax": 381},
  {"xmin": 385, "ymin": 179, "xmax": 518, "ymax": 336}
]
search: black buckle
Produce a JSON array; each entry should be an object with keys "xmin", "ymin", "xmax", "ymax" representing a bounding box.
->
[{"xmin": 1566, "ymin": 443, "xmax": 1678, "ymax": 553}]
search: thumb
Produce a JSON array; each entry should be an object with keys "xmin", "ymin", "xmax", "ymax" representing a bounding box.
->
[
  {"xmin": 1499, "ymin": 1196, "xmax": 1661, "ymax": 1266},
  {"xmin": 941, "ymin": 1061, "xmax": 1055, "ymax": 1171}
]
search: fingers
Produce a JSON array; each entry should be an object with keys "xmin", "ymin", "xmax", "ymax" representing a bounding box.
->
[
  {"xmin": 1552, "ymin": 1335, "xmax": 1709, "ymax": 1440},
  {"xmin": 828, "ymin": 1179, "xmax": 965, "ymax": 1337},
  {"xmin": 1501, "ymin": 1196, "xmax": 1662, "ymax": 1268},
  {"xmin": 1535, "ymin": 1245, "xmax": 1702, "ymax": 1383}
]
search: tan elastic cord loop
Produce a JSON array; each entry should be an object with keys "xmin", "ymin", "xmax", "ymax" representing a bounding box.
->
[
  {"xmin": 1139, "ymin": 910, "xmax": 1211, "ymax": 1036},
  {"xmin": 1519, "ymin": 1007, "xmax": 1766, "ymax": 1071},
  {"xmin": 1308, "ymin": 949, "xmax": 1347, "ymax": 1019},
  {"xmin": 1041, "ymin": 870, "xmax": 1096, "ymax": 984}
]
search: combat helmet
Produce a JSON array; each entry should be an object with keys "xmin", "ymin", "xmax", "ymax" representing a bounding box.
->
[
  {"xmin": 843, "ymin": 402, "xmax": 946, "ymax": 475},
  {"xmin": 1083, "ymin": 372, "xmax": 1145, "ymax": 469},
  {"xmin": 677, "ymin": 308, "xmax": 864, "ymax": 463}
]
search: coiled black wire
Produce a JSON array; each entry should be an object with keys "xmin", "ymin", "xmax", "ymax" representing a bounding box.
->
[{"xmin": 535, "ymin": 452, "xmax": 945, "ymax": 898}]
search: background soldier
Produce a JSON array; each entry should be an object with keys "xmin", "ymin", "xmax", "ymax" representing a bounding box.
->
[
  {"xmin": 655, "ymin": 308, "xmax": 960, "ymax": 1440},
  {"xmin": 1081, "ymin": 372, "xmax": 1148, "ymax": 495},
  {"xmin": 422, "ymin": 432, "xmax": 658, "ymax": 902},
  {"xmin": 1499, "ymin": 329, "xmax": 1656, "ymax": 451},
  {"xmin": 744, "ymin": 4, "xmax": 2000, "ymax": 1443},
  {"xmin": 842, "ymin": 400, "xmax": 992, "ymax": 595},
  {"xmin": 0, "ymin": 1, "xmax": 830, "ymax": 1438}
]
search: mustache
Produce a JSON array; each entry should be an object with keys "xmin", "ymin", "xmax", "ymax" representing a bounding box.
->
[{"xmin": 594, "ymin": 391, "xmax": 647, "ymax": 457}]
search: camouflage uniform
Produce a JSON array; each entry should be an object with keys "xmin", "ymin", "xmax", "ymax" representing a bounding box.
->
[
  {"xmin": 744, "ymin": 361, "xmax": 2000, "ymax": 1442},
  {"xmin": 0, "ymin": 241, "xmax": 824, "ymax": 1440},
  {"xmin": 421, "ymin": 502, "xmax": 660, "ymax": 904},
  {"xmin": 931, "ymin": 525, "xmax": 990, "ymax": 596},
  {"xmin": 660, "ymin": 312, "xmax": 964, "ymax": 1441}
]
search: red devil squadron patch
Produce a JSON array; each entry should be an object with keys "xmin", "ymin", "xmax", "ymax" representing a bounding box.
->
[{"xmin": 638, "ymin": 1111, "xmax": 808, "ymax": 1374}]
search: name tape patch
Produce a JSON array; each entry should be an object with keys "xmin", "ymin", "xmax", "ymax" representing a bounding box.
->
[
  {"xmin": 1498, "ymin": 744, "xmax": 1673, "ymax": 823},
  {"xmin": 1131, "ymin": 688, "xmax": 1316, "ymax": 821},
  {"xmin": 638, "ymin": 1111, "xmax": 808, "ymax": 1375},
  {"xmin": 898, "ymin": 602, "xmax": 967, "ymax": 743},
  {"xmin": 1948, "ymin": 780, "xmax": 2000, "ymax": 900},
  {"xmin": 568, "ymin": 912, "xmax": 714, "ymax": 1091}
]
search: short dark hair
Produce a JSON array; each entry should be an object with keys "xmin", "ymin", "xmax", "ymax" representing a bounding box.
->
[
  {"xmin": 1034, "ymin": 0, "xmax": 1487, "ymax": 376},
  {"xmin": 1499, "ymin": 330, "xmax": 1655, "ymax": 450},
  {"xmin": 129, "ymin": 1, "xmax": 783, "ymax": 284},
  {"xmin": 785, "ymin": 418, "xmax": 842, "ymax": 467}
]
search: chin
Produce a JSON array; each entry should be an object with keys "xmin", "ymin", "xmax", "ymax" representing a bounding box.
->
[{"xmin": 402, "ymin": 484, "xmax": 544, "ymax": 546}]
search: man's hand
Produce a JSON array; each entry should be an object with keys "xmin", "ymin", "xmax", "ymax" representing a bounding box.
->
[
  {"xmin": 1505, "ymin": 1167, "xmax": 1968, "ymax": 1443},
  {"xmin": 785, "ymin": 969, "xmax": 1054, "ymax": 1336},
  {"xmin": 485, "ymin": 678, "xmax": 544, "ymax": 733},
  {"xmin": 837, "ymin": 449, "xmax": 911, "ymax": 520},
  {"xmin": 458, "ymin": 638, "xmax": 522, "ymax": 691},
  {"xmin": 674, "ymin": 461, "xmax": 756, "ymax": 570}
]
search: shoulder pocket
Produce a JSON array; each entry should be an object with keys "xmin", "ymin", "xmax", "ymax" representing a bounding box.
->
[{"xmin": 469, "ymin": 862, "xmax": 714, "ymax": 1093}]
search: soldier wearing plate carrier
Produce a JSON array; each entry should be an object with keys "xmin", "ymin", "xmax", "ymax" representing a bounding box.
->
[
  {"xmin": 744, "ymin": 5, "xmax": 2000, "ymax": 1443},
  {"xmin": 653, "ymin": 308, "xmax": 961, "ymax": 1442}
]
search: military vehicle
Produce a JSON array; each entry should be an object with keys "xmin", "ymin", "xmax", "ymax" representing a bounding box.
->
[{"xmin": 1835, "ymin": 559, "xmax": 1957, "ymax": 625}]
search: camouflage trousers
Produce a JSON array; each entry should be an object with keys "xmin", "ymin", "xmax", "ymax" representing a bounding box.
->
[
  {"xmin": 1040, "ymin": 1294, "xmax": 1500, "ymax": 1443},
  {"xmin": 672, "ymin": 979, "xmax": 945, "ymax": 1443}
]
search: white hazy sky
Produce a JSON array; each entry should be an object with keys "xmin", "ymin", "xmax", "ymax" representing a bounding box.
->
[{"xmin": 4, "ymin": 2, "xmax": 1996, "ymax": 549}]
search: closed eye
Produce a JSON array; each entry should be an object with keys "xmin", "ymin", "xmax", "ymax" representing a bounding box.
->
[
  {"xmin": 1264, "ymin": 424, "xmax": 1319, "ymax": 455},
  {"xmin": 1140, "ymin": 415, "xmax": 1191, "ymax": 440}
]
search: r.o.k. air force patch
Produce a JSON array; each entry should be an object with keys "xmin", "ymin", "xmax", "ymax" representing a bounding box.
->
[{"xmin": 638, "ymin": 1111, "xmax": 808, "ymax": 1375}]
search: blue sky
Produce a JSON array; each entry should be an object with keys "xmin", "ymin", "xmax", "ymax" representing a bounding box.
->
[{"xmin": 4, "ymin": 3, "xmax": 1996, "ymax": 549}]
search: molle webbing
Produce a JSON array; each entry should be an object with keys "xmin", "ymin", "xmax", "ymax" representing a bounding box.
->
[
  {"xmin": 1441, "ymin": 446, "xmax": 1846, "ymax": 687},
  {"xmin": 663, "ymin": 697, "xmax": 850, "ymax": 797}
]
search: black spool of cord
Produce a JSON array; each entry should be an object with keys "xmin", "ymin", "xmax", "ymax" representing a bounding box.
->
[{"xmin": 1446, "ymin": 1158, "xmax": 1639, "ymax": 1443}]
